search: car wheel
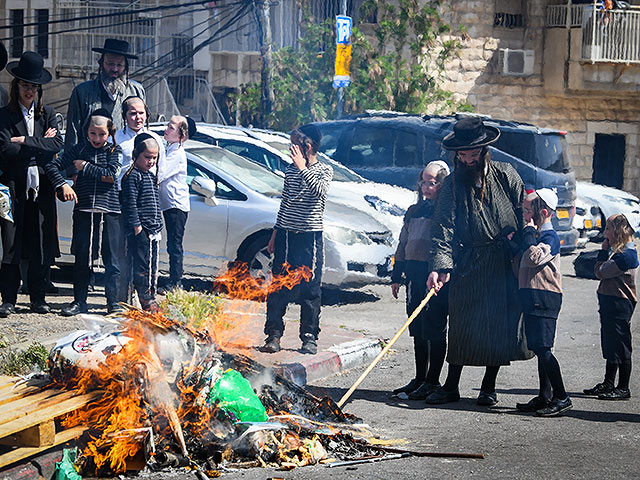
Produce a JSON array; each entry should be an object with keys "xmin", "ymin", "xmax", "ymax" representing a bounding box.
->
[{"xmin": 239, "ymin": 235, "xmax": 273, "ymax": 281}]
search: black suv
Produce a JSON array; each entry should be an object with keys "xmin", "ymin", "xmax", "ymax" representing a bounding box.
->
[{"xmin": 311, "ymin": 112, "xmax": 578, "ymax": 253}]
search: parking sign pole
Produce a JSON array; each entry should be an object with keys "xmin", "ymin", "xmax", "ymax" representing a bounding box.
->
[{"xmin": 334, "ymin": 2, "xmax": 351, "ymax": 119}]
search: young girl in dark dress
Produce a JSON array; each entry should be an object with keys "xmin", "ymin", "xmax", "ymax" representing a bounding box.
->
[
  {"xmin": 586, "ymin": 214, "xmax": 638, "ymax": 400},
  {"xmin": 390, "ymin": 160, "xmax": 450, "ymax": 400}
]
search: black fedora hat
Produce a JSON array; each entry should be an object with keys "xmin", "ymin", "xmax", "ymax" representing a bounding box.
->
[
  {"xmin": 442, "ymin": 116, "xmax": 500, "ymax": 151},
  {"xmin": 92, "ymin": 38, "xmax": 138, "ymax": 59},
  {"xmin": 6, "ymin": 51, "xmax": 52, "ymax": 84},
  {"xmin": 0, "ymin": 40, "xmax": 7, "ymax": 72}
]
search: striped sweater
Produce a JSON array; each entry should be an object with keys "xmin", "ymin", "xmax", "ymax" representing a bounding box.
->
[
  {"xmin": 121, "ymin": 166, "xmax": 163, "ymax": 235},
  {"xmin": 45, "ymin": 142, "xmax": 122, "ymax": 213},
  {"xmin": 518, "ymin": 223, "xmax": 563, "ymax": 318},
  {"xmin": 275, "ymin": 161, "xmax": 333, "ymax": 232}
]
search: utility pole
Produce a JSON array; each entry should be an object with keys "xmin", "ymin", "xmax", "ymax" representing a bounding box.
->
[{"xmin": 256, "ymin": 1, "xmax": 274, "ymax": 128}]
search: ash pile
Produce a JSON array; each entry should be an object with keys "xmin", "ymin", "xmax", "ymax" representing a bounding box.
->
[{"xmin": 46, "ymin": 296, "xmax": 383, "ymax": 478}]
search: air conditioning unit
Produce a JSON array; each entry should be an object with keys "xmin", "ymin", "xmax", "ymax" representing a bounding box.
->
[{"xmin": 499, "ymin": 48, "xmax": 534, "ymax": 76}]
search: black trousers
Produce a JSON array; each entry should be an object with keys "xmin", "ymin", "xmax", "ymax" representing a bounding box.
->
[
  {"xmin": 128, "ymin": 230, "xmax": 159, "ymax": 309},
  {"xmin": 0, "ymin": 200, "xmax": 48, "ymax": 305},
  {"xmin": 163, "ymin": 208, "xmax": 188, "ymax": 285},
  {"xmin": 72, "ymin": 211, "xmax": 120, "ymax": 304},
  {"xmin": 0, "ymin": 262, "xmax": 47, "ymax": 305},
  {"xmin": 265, "ymin": 230, "xmax": 323, "ymax": 341}
]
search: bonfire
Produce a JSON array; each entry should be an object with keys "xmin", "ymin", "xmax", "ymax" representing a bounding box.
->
[{"xmin": 46, "ymin": 263, "xmax": 385, "ymax": 477}]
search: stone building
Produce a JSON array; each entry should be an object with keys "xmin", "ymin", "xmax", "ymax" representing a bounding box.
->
[{"xmin": 440, "ymin": 0, "xmax": 640, "ymax": 194}]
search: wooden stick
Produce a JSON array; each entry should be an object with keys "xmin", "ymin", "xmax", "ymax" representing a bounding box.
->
[{"xmin": 337, "ymin": 289, "xmax": 436, "ymax": 408}]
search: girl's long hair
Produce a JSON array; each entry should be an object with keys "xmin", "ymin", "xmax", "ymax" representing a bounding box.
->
[
  {"xmin": 608, "ymin": 214, "xmax": 635, "ymax": 253},
  {"xmin": 7, "ymin": 78, "xmax": 45, "ymax": 120}
]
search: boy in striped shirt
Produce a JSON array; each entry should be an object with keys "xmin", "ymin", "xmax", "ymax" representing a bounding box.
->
[{"xmin": 263, "ymin": 124, "xmax": 333, "ymax": 355}]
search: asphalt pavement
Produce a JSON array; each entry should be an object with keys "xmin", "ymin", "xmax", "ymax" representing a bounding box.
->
[{"xmin": 3, "ymin": 243, "xmax": 639, "ymax": 479}]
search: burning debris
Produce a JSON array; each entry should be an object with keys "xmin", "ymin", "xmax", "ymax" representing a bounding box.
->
[{"xmin": 41, "ymin": 283, "xmax": 383, "ymax": 477}]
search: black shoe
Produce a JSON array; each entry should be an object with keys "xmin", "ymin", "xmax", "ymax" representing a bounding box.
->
[
  {"xmin": 107, "ymin": 303, "xmax": 124, "ymax": 314},
  {"xmin": 583, "ymin": 382, "xmax": 614, "ymax": 396},
  {"xmin": 392, "ymin": 378, "xmax": 423, "ymax": 396},
  {"xmin": 425, "ymin": 386, "xmax": 460, "ymax": 405},
  {"xmin": 61, "ymin": 301, "xmax": 88, "ymax": 317},
  {"xmin": 0, "ymin": 303, "xmax": 15, "ymax": 318},
  {"xmin": 536, "ymin": 397, "xmax": 572, "ymax": 417},
  {"xmin": 263, "ymin": 336, "xmax": 281, "ymax": 353},
  {"xmin": 300, "ymin": 339, "xmax": 318, "ymax": 355},
  {"xmin": 408, "ymin": 382, "xmax": 441, "ymax": 400},
  {"xmin": 516, "ymin": 396, "xmax": 551, "ymax": 412},
  {"xmin": 598, "ymin": 388, "xmax": 631, "ymax": 400},
  {"xmin": 477, "ymin": 390, "xmax": 499, "ymax": 406},
  {"xmin": 30, "ymin": 301, "xmax": 51, "ymax": 314}
]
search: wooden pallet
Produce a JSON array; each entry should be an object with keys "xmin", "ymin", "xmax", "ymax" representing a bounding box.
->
[{"xmin": 0, "ymin": 375, "xmax": 102, "ymax": 469}]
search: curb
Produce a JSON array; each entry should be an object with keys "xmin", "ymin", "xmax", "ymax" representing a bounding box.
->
[{"xmin": 275, "ymin": 337, "xmax": 383, "ymax": 386}]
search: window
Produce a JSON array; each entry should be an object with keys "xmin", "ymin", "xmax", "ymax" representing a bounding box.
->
[
  {"xmin": 494, "ymin": 0, "xmax": 525, "ymax": 28},
  {"xmin": 10, "ymin": 10, "xmax": 24, "ymax": 58},
  {"xmin": 172, "ymin": 35, "xmax": 193, "ymax": 68},
  {"xmin": 347, "ymin": 126, "xmax": 394, "ymax": 168},
  {"xmin": 394, "ymin": 130, "xmax": 419, "ymax": 167},
  {"xmin": 36, "ymin": 9, "xmax": 49, "ymax": 58}
]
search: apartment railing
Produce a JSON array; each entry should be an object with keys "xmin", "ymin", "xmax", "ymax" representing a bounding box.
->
[
  {"xmin": 546, "ymin": 4, "xmax": 586, "ymax": 28},
  {"xmin": 581, "ymin": 7, "xmax": 640, "ymax": 63}
]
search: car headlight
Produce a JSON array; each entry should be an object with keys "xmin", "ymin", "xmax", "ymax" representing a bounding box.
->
[
  {"xmin": 364, "ymin": 195, "xmax": 405, "ymax": 217},
  {"xmin": 324, "ymin": 225, "xmax": 373, "ymax": 246}
]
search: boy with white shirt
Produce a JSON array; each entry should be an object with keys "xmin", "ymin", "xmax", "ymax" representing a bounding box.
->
[{"xmin": 115, "ymin": 96, "xmax": 164, "ymax": 302}]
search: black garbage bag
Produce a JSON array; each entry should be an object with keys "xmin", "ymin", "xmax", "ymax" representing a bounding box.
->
[{"xmin": 573, "ymin": 250, "xmax": 600, "ymax": 279}]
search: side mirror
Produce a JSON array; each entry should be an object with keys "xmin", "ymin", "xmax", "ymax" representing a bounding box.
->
[{"xmin": 191, "ymin": 176, "xmax": 219, "ymax": 206}]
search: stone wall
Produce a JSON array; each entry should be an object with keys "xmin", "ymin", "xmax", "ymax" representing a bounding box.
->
[{"xmin": 439, "ymin": 0, "xmax": 640, "ymax": 195}]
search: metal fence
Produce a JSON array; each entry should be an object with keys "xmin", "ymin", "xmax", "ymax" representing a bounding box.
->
[
  {"xmin": 546, "ymin": 4, "xmax": 586, "ymax": 28},
  {"xmin": 581, "ymin": 7, "xmax": 640, "ymax": 63}
]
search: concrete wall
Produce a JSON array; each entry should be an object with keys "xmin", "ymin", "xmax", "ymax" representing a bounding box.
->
[{"xmin": 439, "ymin": 0, "xmax": 640, "ymax": 195}]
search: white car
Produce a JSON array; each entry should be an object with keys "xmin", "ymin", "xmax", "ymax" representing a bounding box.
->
[
  {"xmin": 576, "ymin": 181, "xmax": 640, "ymax": 234},
  {"xmin": 56, "ymin": 142, "xmax": 395, "ymax": 287},
  {"xmin": 150, "ymin": 123, "xmax": 416, "ymax": 245},
  {"xmin": 572, "ymin": 196, "xmax": 602, "ymax": 248}
]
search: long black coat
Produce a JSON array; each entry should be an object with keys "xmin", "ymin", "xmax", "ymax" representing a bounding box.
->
[{"xmin": 0, "ymin": 104, "xmax": 63, "ymax": 265}]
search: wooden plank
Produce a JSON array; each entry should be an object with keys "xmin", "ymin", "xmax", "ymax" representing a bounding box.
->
[
  {"xmin": 0, "ymin": 420, "xmax": 55, "ymax": 447},
  {"xmin": 0, "ymin": 390, "xmax": 82, "ymax": 428},
  {"xmin": 0, "ymin": 391, "xmax": 101, "ymax": 440},
  {"xmin": 0, "ymin": 425, "xmax": 87, "ymax": 469},
  {"xmin": 0, "ymin": 376, "xmax": 19, "ymax": 389}
]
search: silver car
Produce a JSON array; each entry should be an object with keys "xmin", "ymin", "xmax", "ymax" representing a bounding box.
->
[{"xmin": 56, "ymin": 142, "xmax": 394, "ymax": 287}]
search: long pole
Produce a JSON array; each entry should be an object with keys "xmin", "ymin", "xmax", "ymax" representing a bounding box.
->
[
  {"xmin": 257, "ymin": 1, "xmax": 274, "ymax": 127},
  {"xmin": 337, "ymin": 288, "xmax": 436, "ymax": 408},
  {"xmin": 336, "ymin": 0, "xmax": 347, "ymax": 119}
]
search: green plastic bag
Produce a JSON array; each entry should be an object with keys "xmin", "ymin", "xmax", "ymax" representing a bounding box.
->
[
  {"xmin": 55, "ymin": 447, "xmax": 82, "ymax": 480},
  {"xmin": 208, "ymin": 369, "xmax": 268, "ymax": 422}
]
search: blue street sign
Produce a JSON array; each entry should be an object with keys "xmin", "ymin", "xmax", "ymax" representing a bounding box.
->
[
  {"xmin": 333, "ymin": 75, "xmax": 351, "ymax": 88},
  {"xmin": 336, "ymin": 15, "xmax": 352, "ymax": 45}
]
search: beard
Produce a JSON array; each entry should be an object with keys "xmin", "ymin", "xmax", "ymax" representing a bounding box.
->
[
  {"xmin": 100, "ymin": 70, "xmax": 127, "ymax": 96},
  {"xmin": 455, "ymin": 160, "xmax": 484, "ymax": 186}
]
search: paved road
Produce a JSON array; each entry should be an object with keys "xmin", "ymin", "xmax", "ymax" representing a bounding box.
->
[
  {"xmin": 5, "ymin": 245, "xmax": 640, "ymax": 479},
  {"xmin": 193, "ymin": 244, "xmax": 639, "ymax": 480}
]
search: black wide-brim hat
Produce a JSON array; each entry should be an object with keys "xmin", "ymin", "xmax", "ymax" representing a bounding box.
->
[
  {"xmin": 442, "ymin": 116, "xmax": 500, "ymax": 151},
  {"xmin": 6, "ymin": 51, "xmax": 52, "ymax": 84},
  {"xmin": 0, "ymin": 40, "xmax": 7, "ymax": 72},
  {"xmin": 92, "ymin": 38, "xmax": 138, "ymax": 59}
]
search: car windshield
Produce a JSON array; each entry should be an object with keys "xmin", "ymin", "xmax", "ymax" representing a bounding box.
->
[
  {"xmin": 264, "ymin": 139, "xmax": 363, "ymax": 183},
  {"xmin": 187, "ymin": 147, "xmax": 284, "ymax": 196}
]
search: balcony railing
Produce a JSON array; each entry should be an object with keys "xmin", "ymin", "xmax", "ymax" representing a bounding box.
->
[
  {"xmin": 546, "ymin": 4, "xmax": 586, "ymax": 28},
  {"xmin": 581, "ymin": 7, "xmax": 640, "ymax": 63}
]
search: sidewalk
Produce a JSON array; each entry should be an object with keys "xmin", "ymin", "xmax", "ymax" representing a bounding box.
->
[{"xmin": 219, "ymin": 301, "xmax": 384, "ymax": 386}]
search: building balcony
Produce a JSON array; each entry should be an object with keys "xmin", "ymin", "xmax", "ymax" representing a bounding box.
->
[{"xmin": 544, "ymin": 3, "xmax": 640, "ymax": 94}]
